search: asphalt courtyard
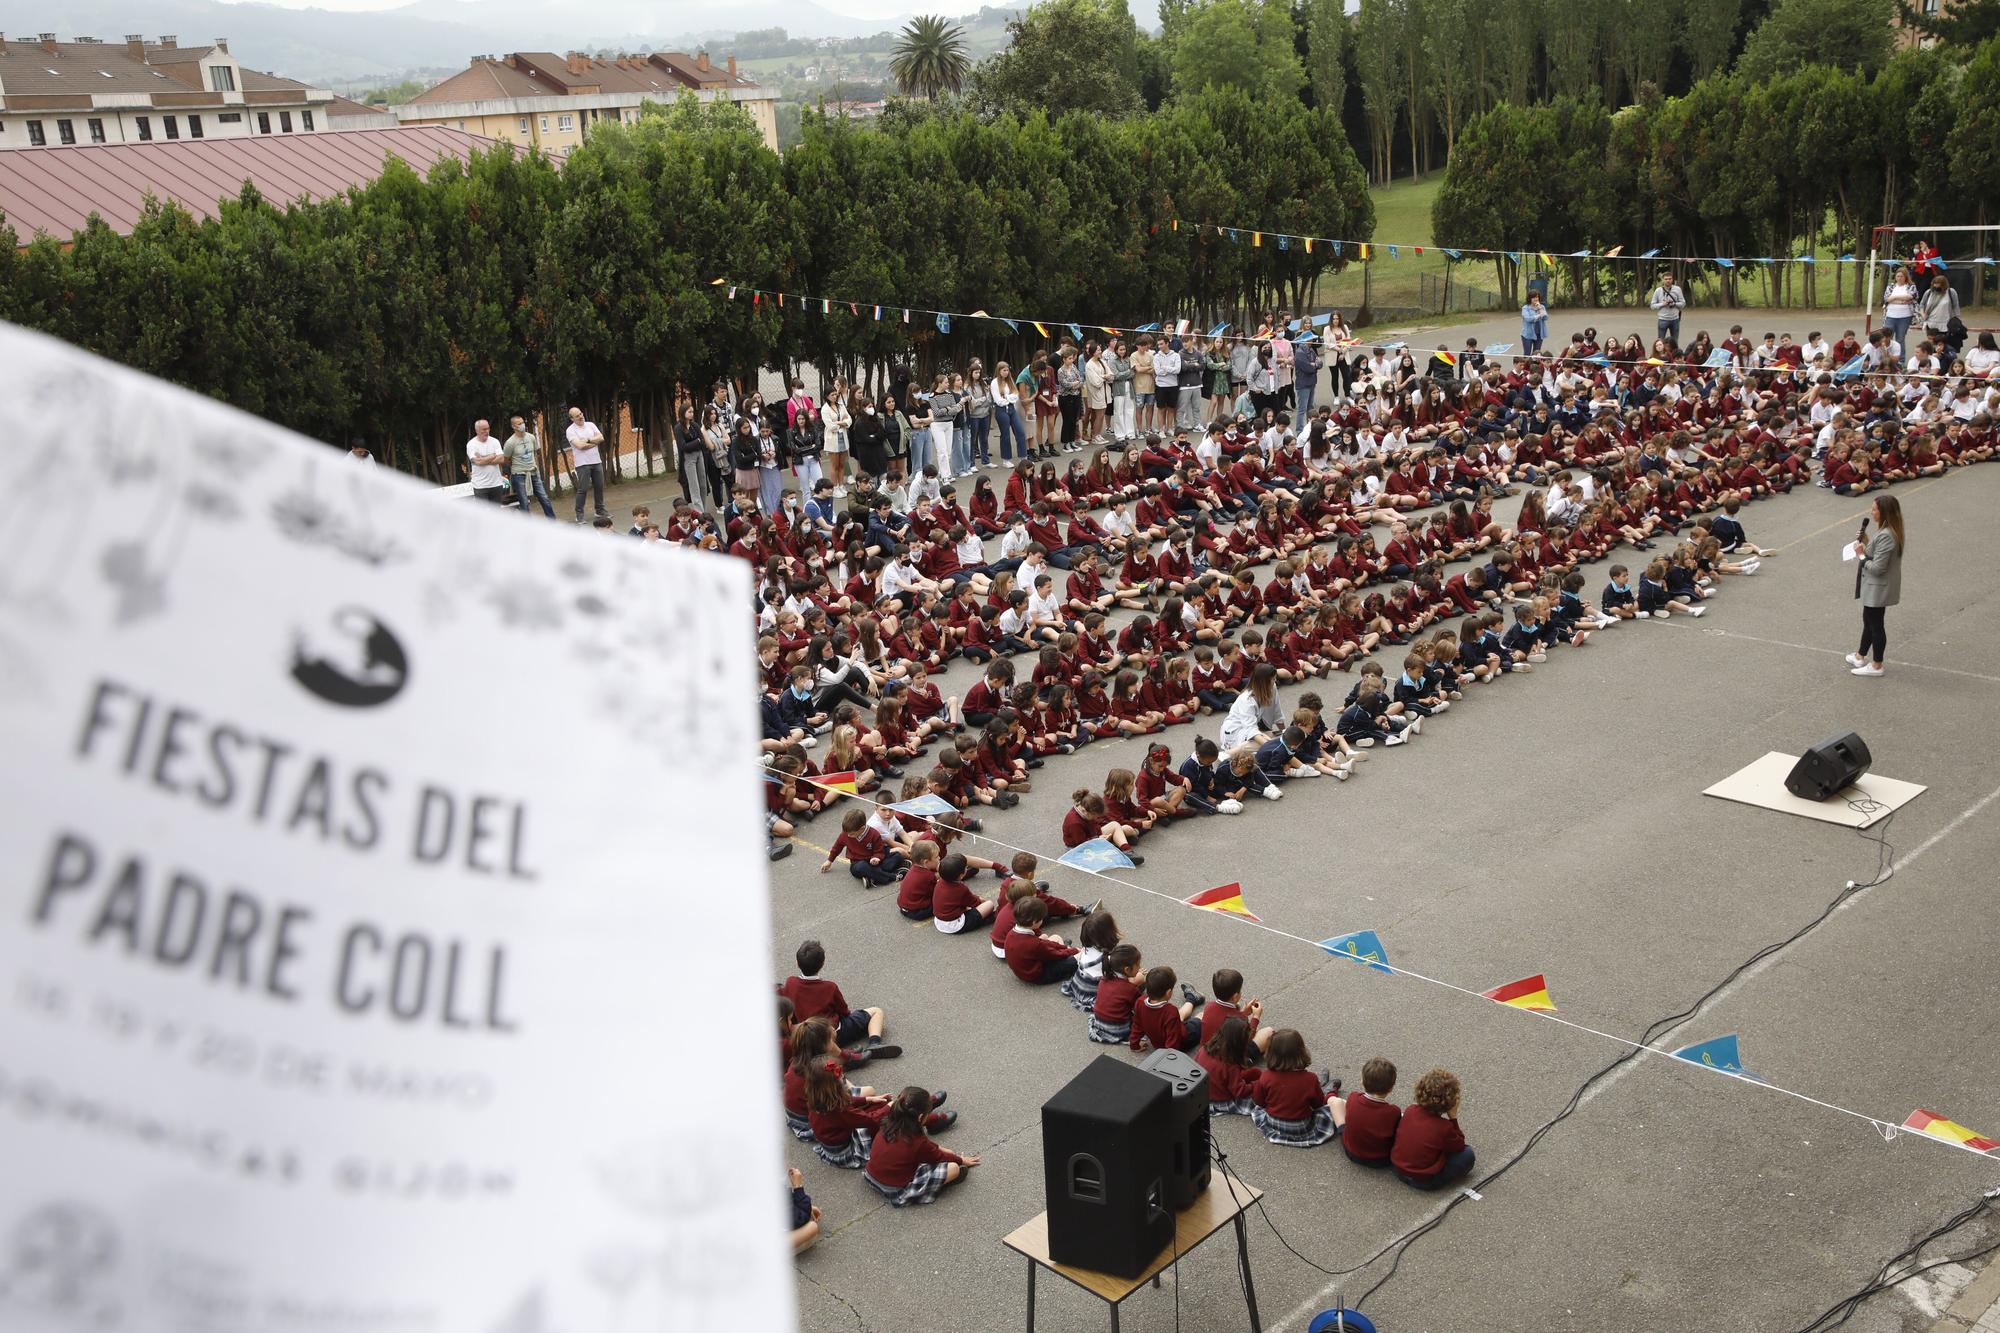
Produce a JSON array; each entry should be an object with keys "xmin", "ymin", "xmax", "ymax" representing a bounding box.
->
[{"xmin": 735, "ymin": 310, "xmax": 2000, "ymax": 1332}]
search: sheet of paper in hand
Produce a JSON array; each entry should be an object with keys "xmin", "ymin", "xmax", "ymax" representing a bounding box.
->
[{"xmin": 0, "ymin": 325, "xmax": 792, "ymax": 1333}]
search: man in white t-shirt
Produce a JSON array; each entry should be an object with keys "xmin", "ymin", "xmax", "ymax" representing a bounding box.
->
[
  {"xmin": 466, "ymin": 420, "xmax": 508, "ymax": 503},
  {"xmin": 565, "ymin": 406, "xmax": 608, "ymax": 523}
]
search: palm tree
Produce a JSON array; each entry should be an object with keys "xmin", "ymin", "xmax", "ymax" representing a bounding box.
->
[{"xmin": 889, "ymin": 15, "xmax": 971, "ymax": 101}]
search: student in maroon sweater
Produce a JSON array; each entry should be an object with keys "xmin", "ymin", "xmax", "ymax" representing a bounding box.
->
[
  {"xmin": 775, "ymin": 940, "xmax": 902, "ymax": 1058},
  {"xmin": 1250, "ymin": 1029, "xmax": 1344, "ymax": 1148},
  {"xmin": 1089, "ymin": 943, "xmax": 1144, "ymax": 1044},
  {"xmin": 865, "ymin": 1088, "xmax": 975, "ymax": 1206},
  {"xmin": 1002, "ymin": 898, "xmax": 1081, "ymax": 984},
  {"xmin": 783, "ymin": 1019, "xmax": 882, "ymax": 1141},
  {"xmin": 1390, "ymin": 1067, "xmax": 1475, "ymax": 1189},
  {"xmin": 1341, "ymin": 1056, "xmax": 1402, "ymax": 1167},
  {"xmin": 1202, "ymin": 969, "xmax": 1273, "ymax": 1061},
  {"xmin": 1195, "ymin": 1016, "xmax": 1261, "ymax": 1115},
  {"xmin": 1130, "ymin": 965, "xmax": 1205, "ymax": 1053},
  {"xmin": 803, "ymin": 1060, "xmax": 890, "ymax": 1169},
  {"xmin": 895, "ymin": 841, "xmax": 941, "ymax": 921},
  {"xmin": 930, "ymin": 853, "xmax": 998, "ymax": 937},
  {"xmin": 818, "ymin": 807, "xmax": 910, "ymax": 887}
]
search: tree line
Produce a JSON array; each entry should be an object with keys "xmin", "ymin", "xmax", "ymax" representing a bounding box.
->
[
  {"xmin": 0, "ymin": 89, "xmax": 1370, "ymax": 481},
  {"xmin": 1432, "ymin": 35, "xmax": 2000, "ymax": 306}
]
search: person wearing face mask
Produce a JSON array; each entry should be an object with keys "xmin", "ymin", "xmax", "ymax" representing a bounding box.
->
[{"xmin": 848, "ymin": 392, "xmax": 887, "ymax": 479}]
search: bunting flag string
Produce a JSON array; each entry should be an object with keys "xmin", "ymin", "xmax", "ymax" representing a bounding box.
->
[
  {"xmin": 771, "ymin": 765, "xmax": 2000, "ymax": 1168},
  {"xmin": 1188, "ymin": 219, "xmax": 1992, "ymax": 270},
  {"xmin": 703, "ymin": 277, "xmax": 1997, "ymax": 383}
]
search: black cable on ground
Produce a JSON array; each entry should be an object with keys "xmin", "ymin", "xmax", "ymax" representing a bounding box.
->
[{"xmin": 1792, "ymin": 1195, "xmax": 1999, "ymax": 1332}]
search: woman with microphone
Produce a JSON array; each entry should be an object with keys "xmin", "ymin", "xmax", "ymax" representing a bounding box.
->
[{"xmin": 1848, "ymin": 495, "xmax": 1905, "ymax": 678}]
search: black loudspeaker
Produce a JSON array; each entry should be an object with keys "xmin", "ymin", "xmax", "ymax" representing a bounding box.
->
[
  {"xmin": 1042, "ymin": 1056, "xmax": 1175, "ymax": 1277},
  {"xmin": 1138, "ymin": 1048, "xmax": 1211, "ymax": 1209},
  {"xmin": 1785, "ymin": 731, "xmax": 1872, "ymax": 802}
]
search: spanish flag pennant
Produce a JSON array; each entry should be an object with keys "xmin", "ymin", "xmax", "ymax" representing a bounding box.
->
[
  {"xmin": 1032, "ymin": 321, "xmax": 1050, "ymax": 337},
  {"xmin": 1604, "ymin": 244, "xmax": 1624, "ymax": 258},
  {"xmin": 1252, "ymin": 231, "xmax": 1263, "ymax": 248},
  {"xmin": 1304, "ymin": 236, "xmax": 1313, "ymax": 254},
  {"xmin": 819, "ymin": 771, "xmax": 859, "ymax": 796},
  {"xmin": 1172, "ymin": 218, "xmax": 1179, "ymax": 231},
  {"xmin": 708, "ymin": 276, "xmax": 727, "ymax": 285},
  {"xmin": 971, "ymin": 309, "xmax": 989, "ymax": 317},
  {"xmin": 1539, "ymin": 252, "xmax": 1554, "ymax": 268},
  {"xmin": 777, "ymin": 292, "xmax": 784, "ymax": 306},
  {"xmin": 1481, "ymin": 974, "xmax": 1555, "ymax": 1012},
  {"xmin": 1358, "ymin": 243, "xmax": 1370, "ymax": 261},
  {"xmin": 1902, "ymin": 1109, "xmax": 2000, "ymax": 1153},
  {"xmin": 1434, "ymin": 349, "xmax": 1457, "ymax": 367},
  {"xmin": 1184, "ymin": 882, "xmax": 1260, "ymax": 923}
]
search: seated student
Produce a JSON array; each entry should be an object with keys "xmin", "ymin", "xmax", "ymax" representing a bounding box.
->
[
  {"xmin": 1216, "ymin": 742, "xmax": 1285, "ymax": 804},
  {"xmin": 1196, "ymin": 1017, "xmax": 1263, "ymax": 1116},
  {"xmin": 803, "ymin": 1059, "xmax": 892, "ymax": 1168},
  {"xmin": 1342, "ymin": 1057, "xmax": 1402, "ymax": 1168},
  {"xmin": 790, "ymin": 1165, "xmax": 823, "ymax": 1252},
  {"xmin": 1202, "ymin": 969, "xmax": 1274, "ymax": 1059},
  {"xmin": 865, "ymin": 1088, "xmax": 976, "ymax": 1206},
  {"xmin": 1293, "ymin": 696, "xmax": 1364, "ymax": 776},
  {"xmin": 988, "ymin": 878, "xmax": 1043, "ymax": 960},
  {"xmin": 1002, "ymin": 897, "xmax": 1081, "ymax": 985},
  {"xmin": 818, "ymin": 807, "xmax": 911, "ymax": 886},
  {"xmin": 962, "ymin": 659, "xmax": 1016, "ymax": 729},
  {"xmin": 1337, "ymin": 676, "xmax": 1417, "ymax": 749},
  {"xmin": 931, "ymin": 853, "xmax": 999, "ymax": 937},
  {"xmin": 1062, "ymin": 909, "xmax": 1123, "ymax": 1013},
  {"xmin": 1500, "ymin": 604, "xmax": 1552, "ymax": 664},
  {"xmin": 784, "ymin": 1018, "xmax": 876, "ymax": 1142},
  {"xmin": 1134, "ymin": 741, "xmax": 1197, "ymax": 820},
  {"xmin": 1256, "ymin": 724, "xmax": 1328, "ymax": 783},
  {"xmin": 1250, "ymin": 1029, "xmax": 1346, "ymax": 1148},
  {"xmin": 1177, "ymin": 736, "xmax": 1245, "ymax": 814},
  {"xmin": 1600, "ymin": 563, "xmax": 1641, "ymax": 620},
  {"xmin": 1131, "ymin": 964, "xmax": 1205, "ymax": 1052},
  {"xmin": 896, "ymin": 839, "xmax": 942, "ymax": 921},
  {"xmin": 1089, "ymin": 943, "xmax": 1145, "ymax": 1045},
  {"xmin": 777, "ymin": 940, "xmax": 902, "ymax": 1060},
  {"xmin": 1637, "ymin": 556, "xmax": 1704, "ymax": 618},
  {"xmin": 995, "ymin": 851, "xmax": 1086, "ymax": 922},
  {"xmin": 1062, "ymin": 788, "xmax": 1146, "ymax": 865},
  {"xmin": 1390, "ymin": 1067, "xmax": 1476, "ymax": 1190}
]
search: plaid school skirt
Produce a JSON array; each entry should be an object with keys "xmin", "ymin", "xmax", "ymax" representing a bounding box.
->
[
  {"xmin": 1063, "ymin": 972, "xmax": 1102, "ymax": 1013},
  {"xmin": 864, "ymin": 1160, "xmax": 953, "ymax": 1207},
  {"xmin": 812, "ymin": 1128, "xmax": 872, "ymax": 1169},
  {"xmin": 1252, "ymin": 1104, "xmax": 1338, "ymax": 1147},
  {"xmin": 1209, "ymin": 1097, "xmax": 1254, "ymax": 1118},
  {"xmin": 1087, "ymin": 1014, "xmax": 1131, "ymax": 1045},
  {"xmin": 786, "ymin": 1111, "xmax": 815, "ymax": 1142}
]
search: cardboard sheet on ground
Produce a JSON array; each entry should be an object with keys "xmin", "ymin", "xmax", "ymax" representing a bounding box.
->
[
  {"xmin": 1702, "ymin": 751, "xmax": 1926, "ymax": 828},
  {"xmin": 0, "ymin": 325, "xmax": 792, "ymax": 1332}
]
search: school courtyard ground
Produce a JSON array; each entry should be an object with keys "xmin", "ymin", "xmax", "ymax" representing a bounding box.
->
[{"xmin": 716, "ymin": 306, "xmax": 2000, "ymax": 1333}]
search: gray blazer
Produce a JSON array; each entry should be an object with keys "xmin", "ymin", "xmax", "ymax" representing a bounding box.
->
[{"xmin": 1856, "ymin": 528, "xmax": 1902, "ymax": 608}]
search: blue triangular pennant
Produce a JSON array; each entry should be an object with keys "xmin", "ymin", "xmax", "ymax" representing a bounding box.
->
[
  {"xmin": 1058, "ymin": 838, "xmax": 1135, "ymax": 872},
  {"xmin": 1318, "ymin": 930, "xmax": 1392, "ymax": 974},
  {"xmin": 1672, "ymin": 1034, "xmax": 1745, "ymax": 1075}
]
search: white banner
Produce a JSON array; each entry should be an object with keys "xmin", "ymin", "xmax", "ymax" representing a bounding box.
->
[{"xmin": 0, "ymin": 326, "xmax": 792, "ymax": 1333}]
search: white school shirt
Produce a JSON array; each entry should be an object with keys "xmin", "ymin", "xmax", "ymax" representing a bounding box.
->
[
  {"xmin": 880, "ymin": 561, "xmax": 923, "ymax": 599},
  {"xmin": 465, "ymin": 436, "xmax": 504, "ymax": 488},
  {"xmin": 998, "ymin": 604, "xmax": 1030, "ymax": 636},
  {"xmin": 1803, "ymin": 338, "xmax": 1831, "ymax": 365},
  {"xmin": 866, "ymin": 809, "xmax": 902, "ymax": 844},
  {"xmin": 999, "ymin": 526, "xmax": 1032, "ymax": 560},
  {"xmin": 908, "ymin": 474, "xmax": 942, "ymax": 505},
  {"xmin": 1102, "ymin": 508, "xmax": 1136, "ymax": 539},
  {"xmin": 566, "ymin": 418, "xmax": 604, "ymax": 467},
  {"xmin": 1027, "ymin": 586, "xmax": 1064, "ymax": 624},
  {"xmin": 955, "ymin": 532, "xmax": 986, "ymax": 565},
  {"xmin": 1194, "ymin": 436, "xmax": 1223, "ymax": 470}
]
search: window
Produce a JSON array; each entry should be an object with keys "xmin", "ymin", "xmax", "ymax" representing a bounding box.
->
[
  {"xmin": 57, "ymin": 119, "xmax": 75, "ymax": 145},
  {"xmin": 219, "ymin": 112, "xmax": 241, "ymax": 123},
  {"xmin": 88, "ymin": 118, "xmax": 106, "ymax": 143},
  {"xmin": 257, "ymin": 112, "xmax": 271, "ymax": 134},
  {"xmin": 164, "ymin": 115, "xmax": 179, "ymax": 140},
  {"xmin": 518, "ymin": 116, "xmax": 530, "ymax": 134},
  {"xmin": 301, "ymin": 110, "xmax": 313, "ymax": 131},
  {"xmin": 279, "ymin": 111, "xmax": 293, "ymax": 133},
  {"xmin": 539, "ymin": 115, "xmax": 549, "ymax": 132},
  {"xmin": 209, "ymin": 64, "xmax": 236, "ymax": 92},
  {"xmin": 187, "ymin": 115, "xmax": 202, "ymax": 139},
  {"xmin": 135, "ymin": 116, "xmax": 152, "ymax": 142},
  {"xmin": 557, "ymin": 113, "xmax": 574, "ymax": 132},
  {"xmin": 27, "ymin": 120, "xmax": 45, "ymax": 146}
]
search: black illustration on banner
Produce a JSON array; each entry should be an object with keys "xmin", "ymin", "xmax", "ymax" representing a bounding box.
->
[{"xmin": 291, "ymin": 608, "xmax": 411, "ymax": 708}]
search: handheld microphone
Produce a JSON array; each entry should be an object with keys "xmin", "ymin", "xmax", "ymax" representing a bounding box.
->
[{"xmin": 1858, "ymin": 516, "xmax": 1870, "ymax": 541}]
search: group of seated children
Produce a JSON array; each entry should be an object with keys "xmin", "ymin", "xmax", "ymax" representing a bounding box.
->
[{"xmin": 777, "ymin": 940, "xmax": 982, "ymax": 1207}]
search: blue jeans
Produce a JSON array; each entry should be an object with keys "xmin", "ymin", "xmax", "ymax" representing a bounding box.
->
[
  {"xmin": 1884, "ymin": 315, "xmax": 1912, "ymax": 348},
  {"xmin": 994, "ymin": 404, "xmax": 1026, "ymax": 460},
  {"xmin": 952, "ymin": 423, "xmax": 973, "ymax": 477},
  {"xmin": 906, "ymin": 429, "xmax": 933, "ymax": 479},
  {"xmin": 511, "ymin": 472, "xmax": 555, "ymax": 517},
  {"xmin": 1657, "ymin": 317, "xmax": 1681, "ymax": 347},
  {"xmin": 1295, "ymin": 377, "xmax": 1316, "ymax": 420},
  {"xmin": 758, "ymin": 465, "xmax": 783, "ymax": 515},
  {"xmin": 968, "ymin": 414, "xmax": 992, "ymax": 465}
]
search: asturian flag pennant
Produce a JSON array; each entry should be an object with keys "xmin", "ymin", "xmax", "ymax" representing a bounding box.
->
[
  {"xmin": 1672, "ymin": 1034, "xmax": 1748, "ymax": 1075},
  {"xmin": 1332, "ymin": 241, "xmax": 1343, "ymax": 257},
  {"xmin": 888, "ymin": 794, "xmax": 957, "ymax": 817},
  {"xmin": 1484, "ymin": 342, "xmax": 1513, "ymax": 356},
  {"xmin": 1442, "ymin": 247, "xmax": 1462, "ymax": 260},
  {"xmin": 1795, "ymin": 255, "xmax": 1816, "ymax": 265},
  {"xmin": 1570, "ymin": 249, "xmax": 1590, "ymax": 258},
  {"xmin": 1481, "ymin": 974, "xmax": 1555, "ymax": 1012},
  {"xmin": 1002, "ymin": 318, "xmax": 1019, "ymax": 332},
  {"xmin": 1713, "ymin": 257, "xmax": 1735, "ymax": 269},
  {"xmin": 1068, "ymin": 323, "xmax": 1084, "ymax": 342},
  {"xmin": 1208, "ymin": 322, "xmax": 1231, "ymax": 337},
  {"xmin": 936, "ymin": 313, "xmax": 951, "ymax": 334},
  {"xmin": 1639, "ymin": 247, "xmax": 1661, "ymax": 258},
  {"xmin": 1058, "ymin": 838, "xmax": 1135, "ymax": 873},
  {"xmin": 1319, "ymin": 930, "xmax": 1392, "ymax": 974},
  {"xmin": 1901, "ymin": 1110, "xmax": 2000, "ymax": 1154},
  {"xmin": 1184, "ymin": 882, "xmax": 1260, "ymax": 922},
  {"xmin": 1388, "ymin": 244, "xmax": 1399, "ymax": 259}
]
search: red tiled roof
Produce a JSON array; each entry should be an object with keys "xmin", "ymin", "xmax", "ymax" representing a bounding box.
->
[
  {"xmin": 406, "ymin": 59, "xmax": 556, "ymax": 105},
  {"xmin": 0, "ymin": 126, "xmax": 510, "ymax": 242}
]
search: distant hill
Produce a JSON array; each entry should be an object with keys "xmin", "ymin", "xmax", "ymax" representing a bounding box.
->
[{"xmin": 0, "ymin": 0, "xmax": 1087, "ymax": 91}]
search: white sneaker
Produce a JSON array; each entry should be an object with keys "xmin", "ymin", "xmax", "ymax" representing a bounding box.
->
[
  {"xmin": 1741, "ymin": 562, "xmax": 1760, "ymax": 576},
  {"xmin": 1844, "ymin": 653, "xmax": 1866, "ymax": 667},
  {"xmin": 1292, "ymin": 766, "xmax": 1322, "ymax": 779},
  {"xmin": 1595, "ymin": 614, "xmax": 1618, "ymax": 629},
  {"xmin": 1688, "ymin": 605, "xmax": 1705, "ymax": 617},
  {"xmin": 1634, "ymin": 610, "xmax": 1650, "ymax": 618},
  {"xmin": 1355, "ymin": 737, "xmax": 1376, "ymax": 749},
  {"xmin": 1409, "ymin": 717, "xmax": 1423, "ymax": 735},
  {"xmin": 1527, "ymin": 652, "xmax": 1548, "ymax": 664},
  {"xmin": 1431, "ymin": 700, "xmax": 1450, "ymax": 713},
  {"xmin": 1385, "ymin": 732, "xmax": 1409, "ymax": 747},
  {"xmin": 1331, "ymin": 768, "xmax": 1353, "ymax": 781},
  {"xmin": 1217, "ymin": 798, "xmax": 1245, "ymax": 815},
  {"xmin": 801, "ymin": 736, "xmax": 819, "ymax": 749},
  {"xmin": 1851, "ymin": 663, "xmax": 1884, "ymax": 676},
  {"xmin": 1344, "ymin": 751, "xmax": 1367, "ymax": 764},
  {"xmin": 1261, "ymin": 785, "xmax": 1285, "ymax": 800},
  {"xmin": 832, "ymin": 485, "xmax": 848, "ymax": 498}
]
